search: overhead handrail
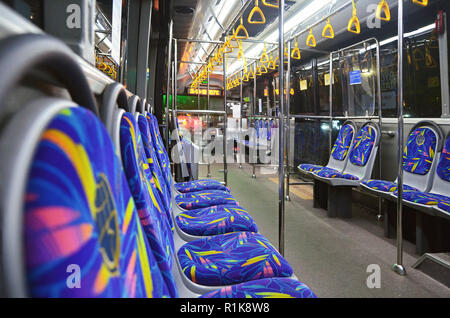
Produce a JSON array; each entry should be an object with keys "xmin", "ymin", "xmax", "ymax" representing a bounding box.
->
[
  {"xmin": 306, "ymin": 29, "xmax": 317, "ymax": 47},
  {"xmin": 262, "ymin": 0, "xmax": 279, "ymax": 9},
  {"xmin": 412, "ymin": 0, "xmax": 428, "ymax": 7},
  {"xmin": 248, "ymin": 0, "xmax": 266, "ymax": 25},
  {"xmin": 348, "ymin": 0, "xmax": 361, "ymax": 34},
  {"xmin": 376, "ymin": 0, "xmax": 391, "ymax": 21},
  {"xmin": 322, "ymin": 18, "xmax": 335, "ymax": 39},
  {"xmin": 235, "ymin": 17, "xmax": 249, "ymax": 39}
]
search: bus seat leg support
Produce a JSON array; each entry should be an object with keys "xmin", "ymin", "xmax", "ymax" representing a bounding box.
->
[
  {"xmin": 327, "ymin": 186, "xmax": 352, "ymax": 218},
  {"xmin": 313, "ymin": 180, "xmax": 328, "ymax": 210},
  {"xmin": 384, "ymin": 200, "xmax": 396, "ymax": 239}
]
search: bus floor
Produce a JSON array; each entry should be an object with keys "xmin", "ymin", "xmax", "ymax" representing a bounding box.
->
[{"xmin": 197, "ymin": 163, "xmax": 450, "ymax": 298}]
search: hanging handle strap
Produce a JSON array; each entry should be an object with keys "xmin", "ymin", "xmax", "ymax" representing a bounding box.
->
[
  {"xmin": 248, "ymin": 0, "xmax": 266, "ymax": 24},
  {"xmin": 322, "ymin": 18, "xmax": 335, "ymax": 39},
  {"xmin": 376, "ymin": 0, "xmax": 391, "ymax": 21},
  {"xmin": 348, "ymin": 0, "xmax": 361, "ymax": 34}
]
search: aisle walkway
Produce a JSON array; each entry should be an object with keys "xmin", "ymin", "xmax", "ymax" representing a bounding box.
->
[{"xmin": 200, "ymin": 163, "xmax": 449, "ymax": 298}]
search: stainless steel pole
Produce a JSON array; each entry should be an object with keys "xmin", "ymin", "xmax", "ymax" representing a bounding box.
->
[
  {"xmin": 165, "ymin": 21, "xmax": 173, "ymax": 151},
  {"xmin": 239, "ymin": 69, "xmax": 244, "ymax": 169},
  {"xmin": 278, "ymin": 0, "xmax": 286, "ymax": 256},
  {"xmin": 375, "ymin": 40, "xmax": 383, "ymax": 222},
  {"xmin": 285, "ymin": 40, "xmax": 291, "ymax": 202},
  {"xmin": 329, "ymin": 52, "xmax": 333, "ymax": 153},
  {"xmin": 207, "ymin": 71, "xmax": 212, "ymax": 178},
  {"xmin": 223, "ymin": 55, "xmax": 228, "ymax": 186},
  {"xmin": 393, "ymin": 0, "xmax": 406, "ymax": 276},
  {"xmin": 174, "ymin": 39, "xmax": 178, "ymax": 112},
  {"xmin": 252, "ymin": 62, "xmax": 257, "ymax": 179}
]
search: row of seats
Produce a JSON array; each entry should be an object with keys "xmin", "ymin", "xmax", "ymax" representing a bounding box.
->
[
  {"xmin": 1, "ymin": 34, "xmax": 317, "ymax": 298},
  {"xmin": 297, "ymin": 120, "xmax": 450, "ymax": 219}
]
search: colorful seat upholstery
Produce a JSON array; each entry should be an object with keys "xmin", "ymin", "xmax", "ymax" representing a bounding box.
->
[
  {"xmin": 392, "ymin": 191, "xmax": 449, "ymax": 206},
  {"xmin": 312, "ymin": 122, "xmax": 380, "ymax": 185},
  {"xmin": 391, "ymin": 132, "xmax": 450, "ymax": 209},
  {"xmin": 175, "ymin": 190, "xmax": 239, "ymax": 210},
  {"xmin": 176, "ymin": 205, "xmax": 258, "ymax": 236},
  {"xmin": 298, "ymin": 122, "xmax": 356, "ymax": 175},
  {"xmin": 178, "ymin": 232, "xmax": 293, "ymax": 287},
  {"xmin": 25, "ymin": 106, "xmax": 169, "ymax": 298},
  {"xmin": 200, "ymin": 278, "xmax": 317, "ymax": 298},
  {"xmin": 137, "ymin": 114, "xmax": 172, "ymax": 227},
  {"xmin": 362, "ymin": 180, "xmax": 418, "ymax": 193},
  {"xmin": 314, "ymin": 167, "xmax": 359, "ymax": 181},
  {"xmin": 361, "ymin": 125, "xmax": 440, "ymax": 196},
  {"xmin": 120, "ymin": 112, "xmax": 178, "ymax": 297},
  {"xmin": 175, "ymin": 179, "xmax": 230, "ymax": 194},
  {"xmin": 437, "ymin": 201, "xmax": 450, "ymax": 213}
]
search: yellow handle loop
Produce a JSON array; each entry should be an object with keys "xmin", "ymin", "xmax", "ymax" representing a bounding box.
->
[
  {"xmin": 248, "ymin": 0, "xmax": 266, "ymax": 24},
  {"xmin": 262, "ymin": 0, "xmax": 279, "ymax": 8},
  {"xmin": 412, "ymin": 0, "xmax": 428, "ymax": 7},
  {"xmin": 260, "ymin": 63, "xmax": 268, "ymax": 74},
  {"xmin": 322, "ymin": 18, "xmax": 335, "ymax": 39},
  {"xmin": 306, "ymin": 29, "xmax": 316, "ymax": 47},
  {"xmin": 256, "ymin": 64, "xmax": 262, "ymax": 76},
  {"xmin": 376, "ymin": 0, "xmax": 391, "ymax": 21},
  {"xmin": 235, "ymin": 17, "xmax": 249, "ymax": 39},
  {"xmin": 268, "ymin": 54, "xmax": 276, "ymax": 70},
  {"xmin": 291, "ymin": 38, "xmax": 301, "ymax": 60},
  {"xmin": 260, "ymin": 43, "xmax": 270, "ymax": 64},
  {"xmin": 348, "ymin": 0, "xmax": 361, "ymax": 34}
]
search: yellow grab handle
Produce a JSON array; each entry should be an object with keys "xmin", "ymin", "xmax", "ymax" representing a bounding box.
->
[
  {"xmin": 229, "ymin": 34, "xmax": 240, "ymax": 49},
  {"xmin": 262, "ymin": 0, "xmax": 278, "ymax": 8},
  {"xmin": 306, "ymin": 29, "xmax": 316, "ymax": 47},
  {"xmin": 260, "ymin": 63, "xmax": 268, "ymax": 74},
  {"xmin": 376, "ymin": 0, "xmax": 391, "ymax": 21},
  {"xmin": 248, "ymin": 66, "xmax": 255, "ymax": 79},
  {"xmin": 256, "ymin": 65, "xmax": 262, "ymax": 76},
  {"xmin": 412, "ymin": 0, "xmax": 428, "ymax": 7},
  {"xmin": 248, "ymin": 0, "xmax": 266, "ymax": 24},
  {"xmin": 291, "ymin": 38, "xmax": 301, "ymax": 60},
  {"xmin": 322, "ymin": 18, "xmax": 335, "ymax": 39},
  {"xmin": 223, "ymin": 41, "xmax": 233, "ymax": 54},
  {"xmin": 268, "ymin": 55, "xmax": 276, "ymax": 70},
  {"xmin": 243, "ymin": 70, "xmax": 250, "ymax": 82},
  {"xmin": 348, "ymin": 0, "xmax": 360, "ymax": 34},
  {"xmin": 260, "ymin": 43, "xmax": 269, "ymax": 64},
  {"xmin": 235, "ymin": 17, "xmax": 249, "ymax": 39}
]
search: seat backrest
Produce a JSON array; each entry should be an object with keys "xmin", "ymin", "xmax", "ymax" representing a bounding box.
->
[
  {"xmin": 326, "ymin": 121, "xmax": 357, "ymax": 172},
  {"xmin": 430, "ymin": 132, "xmax": 450, "ymax": 196},
  {"xmin": 119, "ymin": 112, "xmax": 178, "ymax": 297},
  {"xmin": 18, "ymin": 104, "xmax": 169, "ymax": 297},
  {"xmin": 138, "ymin": 114, "xmax": 172, "ymax": 226},
  {"xmin": 343, "ymin": 121, "xmax": 381, "ymax": 180},
  {"xmin": 147, "ymin": 114, "xmax": 172, "ymax": 191},
  {"xmin": 400, "ymin": 121, "xmax": 443, "ymax": 192}
]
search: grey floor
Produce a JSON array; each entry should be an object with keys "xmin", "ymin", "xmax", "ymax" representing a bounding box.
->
[{"xmin": 199, "ymin": 163, "xmax": 450, "ymax": 298}]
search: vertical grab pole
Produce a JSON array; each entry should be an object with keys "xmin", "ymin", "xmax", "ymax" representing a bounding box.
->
[
  {"xmin": 207, "ymin": 71, "xmax": 212, "ymax": 178},
  {"xmin": 328, "ymin": 52, "xmax": 333, "ymax": 154},
  {"xmin": 278, "ymin": 0, "xmax": 286, "ymax": 256},
  {"xmin": 174, "ymin": 39, "xmax": 178, "ymax": 112},
  {"xmin": 375, "ymin": 39, "xmax": 383, "ymax": 221},
  {"xmin": 223, "ymin": 54, "xmax": 228, "ymax": 186},
  {"xmin": 393, "ymin": 0, "xmax": 406, "ymax": 276},
  {"xmin": 285, "ymin": 40, "xmax": 291, "ymax": 202},
  {"xmin": 252, "ymin": 62, "xmax": 257, "ymax": 179},
  {"xmin": 239, "ymin": 69, "xmax": 244, "ymax": 169},
  {"xmin": 165, "ymin": 20, "xmax": 173, "ymax": 151}
]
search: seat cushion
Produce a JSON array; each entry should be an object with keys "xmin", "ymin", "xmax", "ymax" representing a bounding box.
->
[
  {"xmin": 298, "ymin": 163, "xmax": 324, "ymax": 173},
  {"xmin": 393, "ymin": 190, "xmax": 450, "ymax": 206},
  {"xmin": 362, "ymin": 180, "xmax": 419, "ymax": 193},
  {"xmin": 331, "ymin": 123, "xmax": 355, "ymax": 161},
  {"xmin": 176, "ymin": 205, "xmax": 258, "ymax": 236},
  {"xmin": 403, "ymin": 126, "xmax": 437, "ymax": 175},
  {"xmin": 437, "ymin": 201, "xmax": 450, "ymax": 212},
  {"xmin": 200, "ymin": 278, "xmax": 317, "ymax": 298},
  {"xmin": 175, "ymin": 190, "xmax": 238, "ymax": 210},
  {"xmin": 314, "ymin": 167, "xmax": 359, "ymax": 181},
  {"xmin": 178, "ymin": 232, "xmax": 293, "ymax": 286},
  {"xmin": 175, "ymin": 179, "xmax": 230, "ymax": 194},
  {"xmin": 25, "ymin": 107, "xmax": 169, "ymax": 298},
  {"xmin": 349, "ymin": 124, "xmax": 377, "ymax": 167}
]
